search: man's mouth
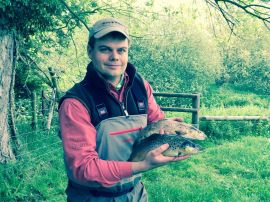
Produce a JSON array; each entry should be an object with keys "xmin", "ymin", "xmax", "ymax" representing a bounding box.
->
[
  {"xmin": 105, "ymin": 64, "xmax": 122, "ymax": 69},
  {"xmin": 106, "ymin": 64, "xmax": 121, "ymax": 66}
]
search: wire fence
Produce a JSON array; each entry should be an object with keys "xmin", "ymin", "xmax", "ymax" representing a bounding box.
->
[
  {"xmin": 1, "ymin": 92, "xmax": 270, "ymax": 201},
  {"xmin": 0, "ymin": 92, "xmax": 67, "ymax": 201}
]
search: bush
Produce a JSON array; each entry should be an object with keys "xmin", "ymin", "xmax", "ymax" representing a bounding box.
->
[
  {"xmin": 129, "ymin": 22, "xmax": 222, "ymax": 95},
  {"xmin": 218, "ymin": 21, "xmax": 270, "ymax": 95},
  {"xmin": 200, "ymin": 120, "xmax": 270, "ymax": 142}
]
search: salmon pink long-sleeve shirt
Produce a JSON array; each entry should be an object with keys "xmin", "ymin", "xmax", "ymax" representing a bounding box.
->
[{"xmin": 59, "ymin": 78, "xmax": 164, "ymax": 187}]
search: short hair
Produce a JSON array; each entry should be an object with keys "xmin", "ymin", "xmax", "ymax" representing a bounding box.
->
[{"xmin": 87, "ymin": 31, "xmax": 130, "ymax": 56}]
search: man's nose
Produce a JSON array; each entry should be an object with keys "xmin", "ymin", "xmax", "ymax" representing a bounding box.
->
[{"xmin": 110, "ymin": 50, "xmax": 119, "ymax": 61}]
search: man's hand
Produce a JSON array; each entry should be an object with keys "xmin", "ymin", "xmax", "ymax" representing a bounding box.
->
[
  {"xmin": 143, "ymin": 144, "xmax": 190, "ymax": 169},
  {"xmin": 159, "ymin": 117, "xmax": 184, "ymax": 134},
  {"xmin": 166, "ymin": 117, "xmax": 184, "ymax": 122},
  {"xmin": 132, "ymin": 144, "xmax": 190, "ymax": 174}
]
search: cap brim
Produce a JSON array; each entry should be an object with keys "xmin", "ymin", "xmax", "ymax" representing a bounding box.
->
[{"xmin": 94, "ymin": 26, "xmax": 129, "ymax": 39}]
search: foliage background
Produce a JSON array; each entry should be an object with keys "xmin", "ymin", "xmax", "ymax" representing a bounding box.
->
[
  {"xmin": 3, "ymin": 0, "xmax": 269, "ymax": 97},
  {"xmin": 0, "ymin": 0, "xmax": 269, "ymax": 201}
]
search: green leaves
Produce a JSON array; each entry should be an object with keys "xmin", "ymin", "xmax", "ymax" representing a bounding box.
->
[
  {"xmin": 0, "ymin": 0, "xmax": 11, "ymax": 10},
  {"xmin": 219, "ymin": 21, "xmax": 270, "ymax": 95},
  {"xmin": 130, "ymin": 23, "xmax": 221, "ymax": 95}
]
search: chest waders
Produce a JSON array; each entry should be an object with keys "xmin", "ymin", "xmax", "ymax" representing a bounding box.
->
[{"xmin": 60, "ymin": 63, "xmax": 149, "ymax": 202}]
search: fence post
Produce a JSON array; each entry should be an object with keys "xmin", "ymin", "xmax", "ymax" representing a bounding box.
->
[
  {"xmin": 41, "ymin": 90, "xmax": 48, "ymax": 128},
  {"xmin": 48, "ymin": 67, "xmax": 60, "ymax": 101},
  {"xmin": 41, "ymin": 90, "xmax": 46, "ymax": 116},
  {"xmin": 8, "ymin": 87, "xmax": 20, "ymax": 153},
  {"xmin": 31, "ymin": 91, "xmax": 37, "ymax": 130},
  {"xmin": 192, "ymin": 94, "xmax": 200, "ymax": 128},
  {"xmin": 47, "ymin": 89, "xmax": 56, "ymax": 130}
]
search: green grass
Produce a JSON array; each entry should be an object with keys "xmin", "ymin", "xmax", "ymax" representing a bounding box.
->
[
  {"xmin": 161, "ymin": 83, "xmax": 269, "ymax": 126},
  {"xmin": 1, "ymin": 84, "xmax": 269, "ymax": 201},
  {"xmin": 143, "ymin": 136, "xmax": 270, "ymax": 202},
  {"xmin": 1, "ymin": 154, "xmax": 67, "ymax": 202},
  {"xmin": 164, "ymin": 84, "xmax": 270, "ymax": 143},
  {"xmin": 201, "ymin": 84, "xmax": 270, "ymax": 108},
  {"xmin": 0, "ymin": 123, "xmax": 67, "ymax": 202},
  {"xmin": 139, "ymin": 83, "xmax": 270, "ymax": 202},
  {"xmin": 1, "ymin": 133, "xmax": 269, "ymax": 201}
]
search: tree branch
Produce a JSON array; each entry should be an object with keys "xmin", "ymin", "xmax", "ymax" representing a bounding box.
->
[
  {"xmin": 206, "ymin": 0, "xmax": 270, "ymax": 31},
  {"xmin": 70, "ymin": 35, "xmax": 80, "ymax": 69},
  {"xmin": 59, "ymin": 0, "xmax": 91, "ymax": 31},
  {"xmin": 18, "ymin": 52, "xmax": 53, "ymax": 87},
  {"xmin": 218, "ymin": 0, "xmax": 270, "ymax": 22}
]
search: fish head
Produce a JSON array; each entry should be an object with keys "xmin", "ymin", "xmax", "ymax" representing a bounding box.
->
[
  {"xmin": 162, "ymin": 135, "xmax": 203, "ymax": 157},
  {"xmin": 179, "ymin": 139, "xmax": 203, "ymax": 155},
  {"xmin": 130, "ymin": 133, "xmax": 203, "ymax": 162},
  {"xmin": 174, "ymin": 123, "xmax": 207, "ymax": 140}
]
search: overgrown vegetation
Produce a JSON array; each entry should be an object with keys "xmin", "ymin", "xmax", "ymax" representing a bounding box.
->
[
  {"xmin": 1, "ymin": 85, "xmax": 269, "ymax": 201},
  {"xmin": 8, "ymin": 1, "xmax": 269, "ymax": 97},
  {"xmin": 144, "ymin": 136, "xmax": 270, "ymax": 202},
  {"xmin": 1, "ymin": 0, "xmax": 270, "ymax": 201}
]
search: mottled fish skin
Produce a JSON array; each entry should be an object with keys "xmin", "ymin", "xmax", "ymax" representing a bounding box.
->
[
  {"xmin": 136, "ymin": 119, "xmax": 207, "ymax": 145},
  {"xmin": 129, "ymin": 134, "xmax": 202, "ymax": 162}
]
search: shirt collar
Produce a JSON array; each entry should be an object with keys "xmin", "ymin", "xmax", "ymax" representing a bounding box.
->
[{"xmin": 115, "ymin": 74, "xmax": 125, "ymax": 90}]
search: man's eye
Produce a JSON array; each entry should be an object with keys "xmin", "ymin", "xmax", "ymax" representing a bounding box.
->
[
  {"xmin": 100, "ymin": 48, "xmax": 110, "ymax": 53},
  {"xmin": 118, "ymin": 49, "xmax": 126, "ymax": 54}
]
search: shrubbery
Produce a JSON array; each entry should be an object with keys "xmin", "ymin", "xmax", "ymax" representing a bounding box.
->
[
  {"xmin": 218, "ymin": 21, "xmax": 270, "ymax": 95},
  {"xmin": 200, "ymin": 120, "xmax": 270, "ymax": 143},
  {"xmin": 129, "ymin": 25, "xmax": 221, "ymax": 94}
]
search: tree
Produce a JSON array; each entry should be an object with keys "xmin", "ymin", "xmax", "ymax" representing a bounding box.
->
[
  {"xmin": 0, "ymin": 0, "xmax": 103, "ymax": 162},
  {"xmin": 1, "ymin": 0, "xmax": 269, "ymax": 163},
  {"xmin": 205, "ymin": 0, "xmax": 270, "ymax": 32},
  {"xmin": 0, "ymin": 30, "xmax": 16, "ymax": 162},
  {"xmin": 0, "ymin": 0, "xmax": 143, "ymax": 163}
]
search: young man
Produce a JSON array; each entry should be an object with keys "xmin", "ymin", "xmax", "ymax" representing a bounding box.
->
[{"xmin": 59, "ymin": 18, "xmax": 189, "ymax": 202}]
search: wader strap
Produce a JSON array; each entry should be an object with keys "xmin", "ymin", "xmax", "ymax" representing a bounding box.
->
[
  {"xmin": 68, "ymin": 179, "xmax": 140, "ymax": 197},
  {"xmin": 131, "ymin": 76, "xmax": 147, "ymax": 114}
]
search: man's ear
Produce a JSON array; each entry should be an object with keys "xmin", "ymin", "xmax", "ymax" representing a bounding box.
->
[
  {"xmin": 88, "ymin": 51, "xmax": 92, "ymax": 60},
  {"xmin": 87, "ymin": 45, "xmax": 93, "ymax": 59}
]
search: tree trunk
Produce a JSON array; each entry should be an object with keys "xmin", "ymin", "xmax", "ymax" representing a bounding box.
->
[{"xmin": 0, "ymin": 30, "xmax": 16, "ymax": 163}]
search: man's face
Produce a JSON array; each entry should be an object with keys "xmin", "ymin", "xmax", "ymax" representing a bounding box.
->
[{"xmin": 89, "ymin": 34, "xmax": 129, "ymax": 86}]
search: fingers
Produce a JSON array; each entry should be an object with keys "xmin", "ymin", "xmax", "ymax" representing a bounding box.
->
[
  {"xmin": 143, "ymin": 144, "xmax": 190, "ymax": 171},
  {"xmin": 159, "ymin": 128, "xmax": 165, "ymax": 134},
  {"xmin": 159, "ymin": 128, "xmax": 169, "ymax": 134},
  {"xmin": 151, "ymin": 144, "xmax": 169, "ymax": 156},
  {"xmin": 146, "ymin": 144, "xmax": 173, "ymax": 163},
  {"xmin": 173, "ymin": 155, "xmax": 190, "ymax": 161},
  {"xmin": 172, "ymin": 117, "xmax": 184, "ymax": 122}
]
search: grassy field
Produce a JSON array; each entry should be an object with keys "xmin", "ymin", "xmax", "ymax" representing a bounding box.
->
[
  {"xmin": 0, "ymin": 85, "xmax": 269, "ymax": 201},
  {"xmin": 1, "ymin": 134, "xmax": 269, "ymax": 202},
  {"xmin": 144, "ymin": 136, "xmax": 270, "ymax": 202}
]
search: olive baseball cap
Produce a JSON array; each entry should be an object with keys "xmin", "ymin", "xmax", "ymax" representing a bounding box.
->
[{"xmin": 89, "ymin": 18, "xmax": 129, "ymax": 39}]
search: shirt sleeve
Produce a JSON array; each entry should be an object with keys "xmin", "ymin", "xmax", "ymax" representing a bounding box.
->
[
  {"xmin": 143, "ymin": 79, "xmax": 165, "ymax": 123},
  {"xmin": 59, "ymin": 98, "xmax": 133, "ymax": 187}
]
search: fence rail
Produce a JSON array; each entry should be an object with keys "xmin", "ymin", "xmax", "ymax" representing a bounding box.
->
[
  {"xmin": 13, "ymin": 91, "xmax": 269, "ymax": 131},
  {"xmin": 153, "ymin": 92, "xmax": 269, "ymax": 127},
  {"xmin": 159, "ymin": 107, "xmax": 198, "ymax": 113},
  {"xmin": 153, "ymin": 92, "xmax": 199, "ymax": 98},
  {"xmin": 153, "ymin": 92, "xmax": 200, "ymax": 128},
  {"xmin": 200, "ymin": 116, "xmax": 270, "ymax": 121}
]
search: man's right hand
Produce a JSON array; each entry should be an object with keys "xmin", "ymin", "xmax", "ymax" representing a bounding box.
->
[{"xmin": 132, "ymin": 144, "xmax": 190, "ymax": 174}]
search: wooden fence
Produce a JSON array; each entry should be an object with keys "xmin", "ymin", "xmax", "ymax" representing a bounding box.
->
[
  {"xmin": 29, "ymin": 88, "xmax": 269, "ymax": 130},
  {"xmin": 153, "ymin": 92, "xmax": 200, "ymax": 128},
  {"xmin": 154, "ymin": 92, "xmax": 269, "ymax": 129},
  {"xmin": 200, "ymin": 116, "xmax": 269, "ymax": 121}
]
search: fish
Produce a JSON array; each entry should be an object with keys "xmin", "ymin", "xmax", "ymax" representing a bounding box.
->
[
  {"xmin": 129, "ymin": 134, "xmax": 203, "ymax": 162},
  {"xmin": 136, "ymin": 119, "xmax": 207, "ymax": 145}
]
